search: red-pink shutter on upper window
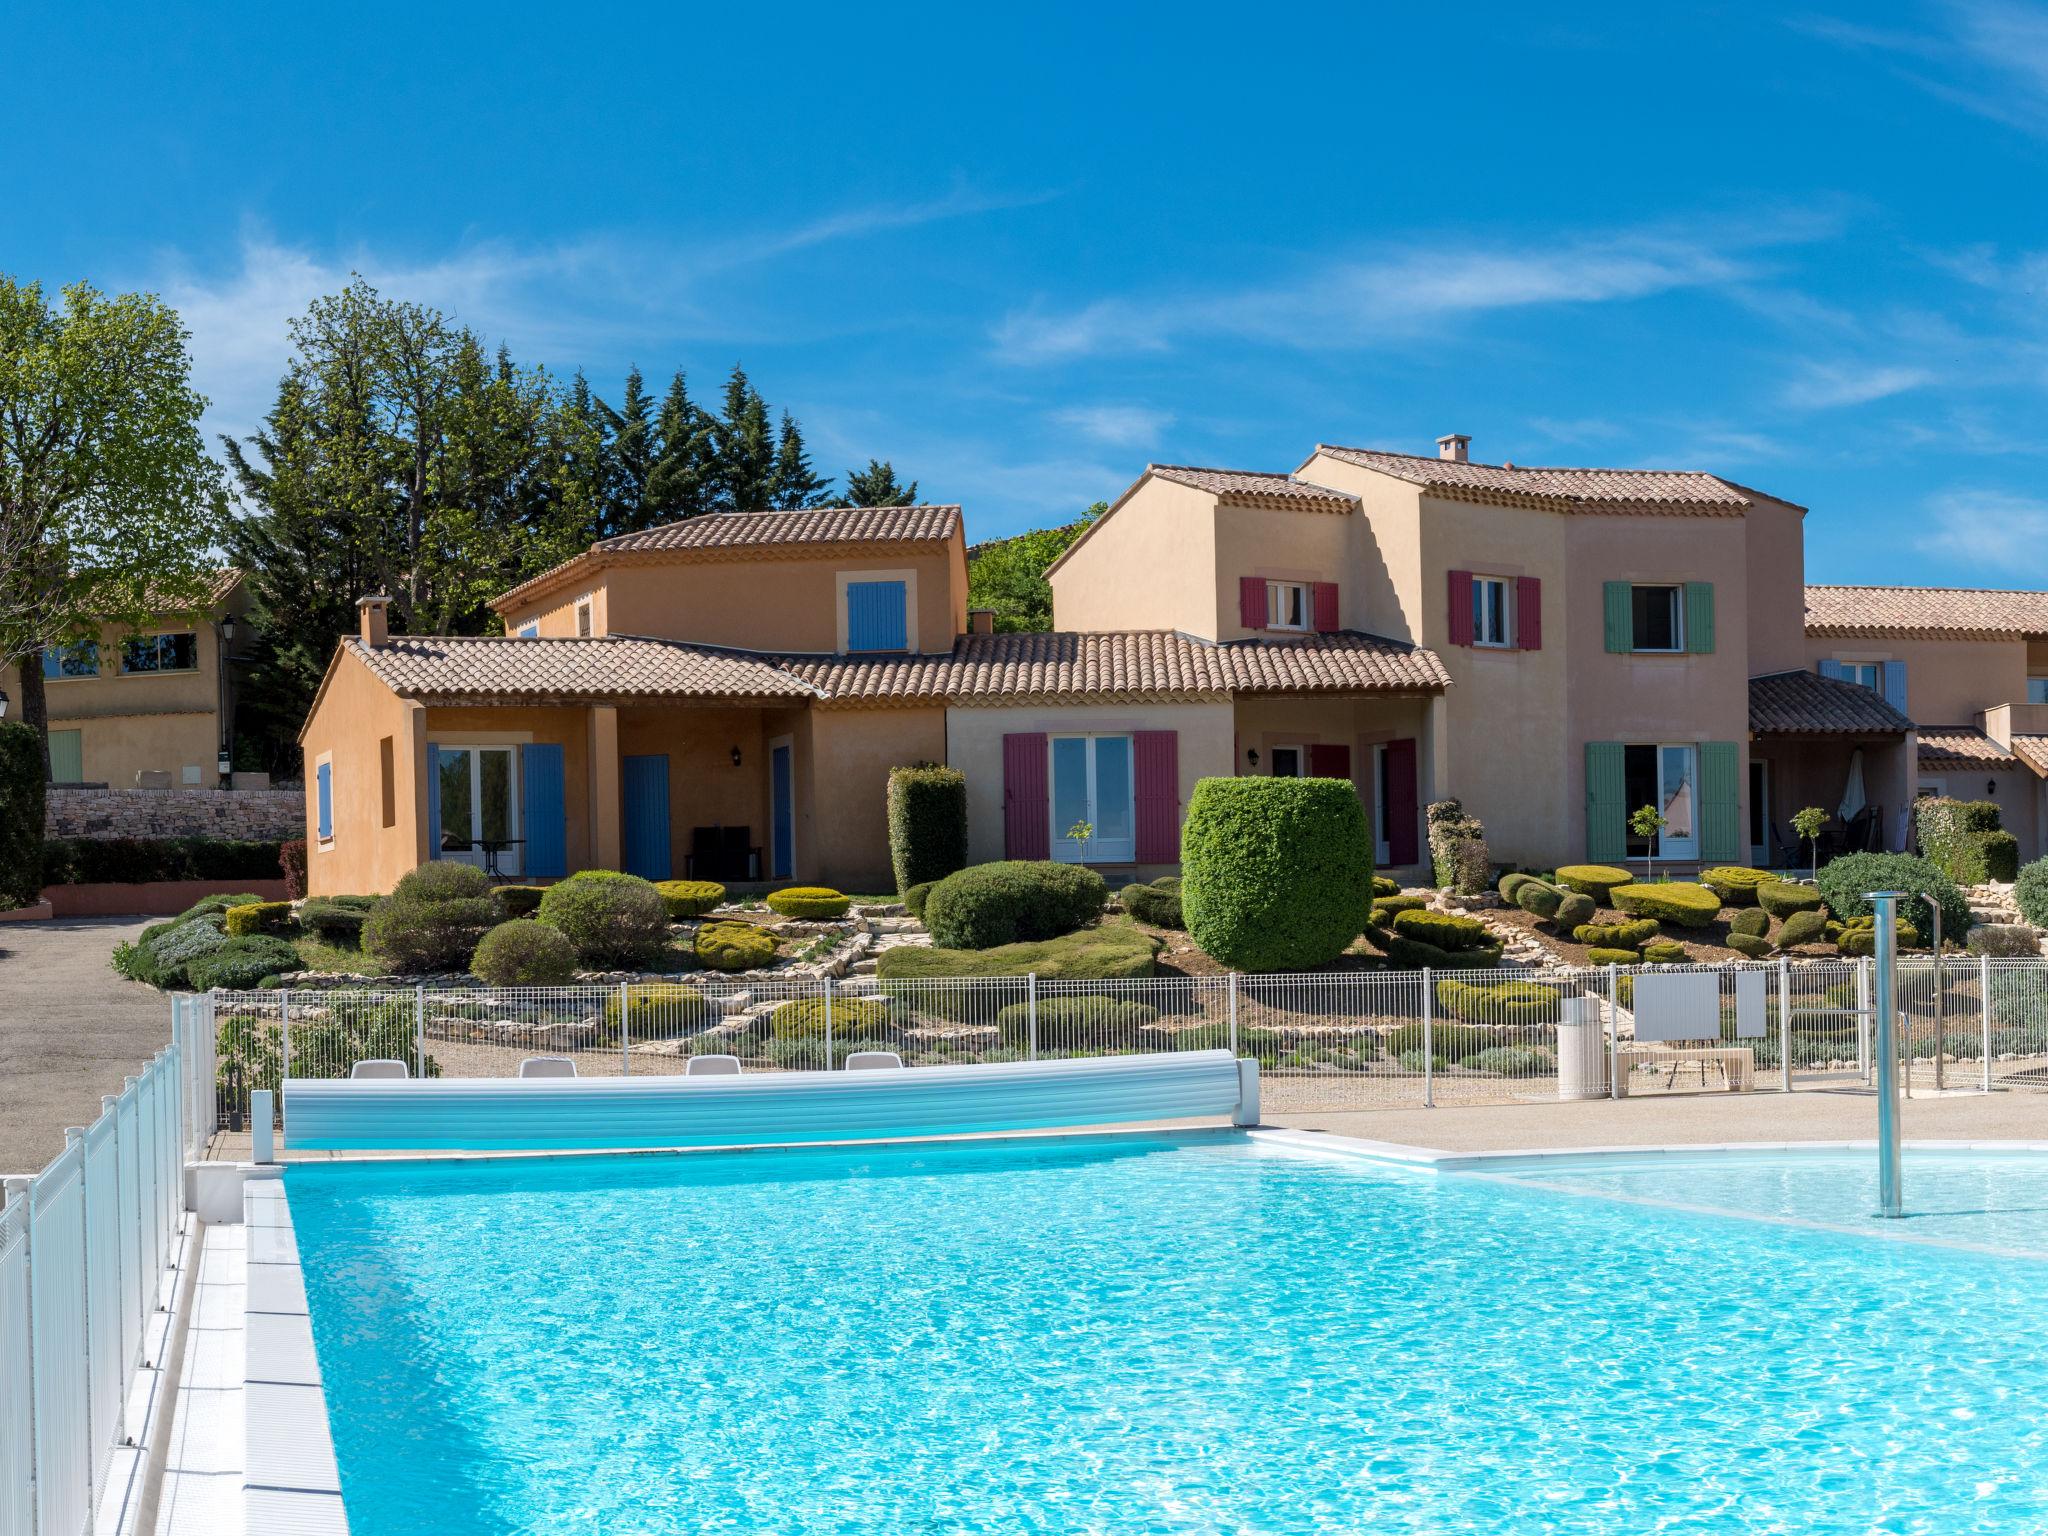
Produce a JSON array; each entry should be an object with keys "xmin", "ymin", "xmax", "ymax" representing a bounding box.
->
[
  {"xmin": 1516, "ymin": 576, "xmax": 1542, "ymax": 651},
  {"xmin": 1447, "ymin": 569, "xmax": 1474, "ymax": 646},
  {"xmin": 1311, "ymin": 581, "xmax": 1339, "ymax": 633},
  {"xmin": 1002, "ymin": 733, "xmax": 1049, "ymax": 860},
  {"xmin": 1133, "ymin": 730, "xmax": 1180, "ymax": 863},
  {"xmin": 1239, "ymin": 576, "xmax": 1268, "ymax": 630}
]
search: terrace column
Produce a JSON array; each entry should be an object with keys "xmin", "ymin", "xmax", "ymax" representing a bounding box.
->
[
  {"xmin": 1422, "ymin": 692, "xmax": 1452, "ymax": 806},
  {"xmin": 589, "ymin": 704, "xmax": 622, "ymax": 870}
]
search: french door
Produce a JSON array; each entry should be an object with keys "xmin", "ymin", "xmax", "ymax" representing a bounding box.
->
[
  {"xmin": 1623, "ymin": 743, "xmax": 1698, "ymax": 862},
  {"xmin": 437, "ymin": 745, "xmax": 522, "ymax": 874}
]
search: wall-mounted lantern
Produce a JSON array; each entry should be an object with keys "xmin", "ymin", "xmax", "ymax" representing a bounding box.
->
[{"xmin": 731, "ymin": 745, "xmax": 744, "ymax": 768}]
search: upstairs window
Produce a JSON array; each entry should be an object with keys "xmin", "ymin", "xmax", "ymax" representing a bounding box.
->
[
  {"xmin": 1629, "ymin": 585, "xmax": 1683, "ymax": 653},
  {"xmin": 574, "ymin": 598, "xmax": 594, "ymax": 637},
  {"xmin": 1265, "ymin": 581, "xmax": 1311, "ymax": 632},
  {"xmin": 1471, "ymin": 577, "xmax": 1511, "ymax": 647},
  {"xmin": 517, "ymin": 622, "xmax": 539, "ymax": 639},
  {"xmin": 1842, "ymin": 661, "xmax": 1881, "ymax": 692},
  {"xmin": 121, "ymin": 633, "xmax": 197, "ymax": 674},
  {"xmin": 42, "ymin": 640, "xmax": 99, "ymax": 679},
  {"xmin": 2029, "ymin": 677, "xmax": 2048, "ymax": 705},
  {"xmin": 846, "ymin": 579, "xmax": 909, "ymax": 652}
]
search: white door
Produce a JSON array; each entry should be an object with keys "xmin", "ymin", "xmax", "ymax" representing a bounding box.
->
[{"xmin": 1658, "ymin": 744, "xmax": 1698, "ymax": 862}]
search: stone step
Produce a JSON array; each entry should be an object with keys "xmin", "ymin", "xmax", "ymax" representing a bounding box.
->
[{"xmin": 851, "ymin": 959, "xmax": 879, "ymax": 975}]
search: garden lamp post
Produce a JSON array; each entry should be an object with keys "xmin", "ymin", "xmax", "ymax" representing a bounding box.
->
[
  {"xmin": 0, "ymin": 687, "xmax": 9, "ymax": 719},
  {"xmin": 1868, "ymin": 889, "xmax": 1906, "ymax": 1218}
]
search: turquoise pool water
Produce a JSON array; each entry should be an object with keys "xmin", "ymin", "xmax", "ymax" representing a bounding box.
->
[{"xmin": 288, "ymin": 1136, "xmax": 2048, "ymax": 1535}]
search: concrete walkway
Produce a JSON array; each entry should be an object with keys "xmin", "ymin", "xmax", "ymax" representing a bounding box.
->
[{"xmin": 0, "ymin": 916, "xmax": 169, "ymax": 1174}]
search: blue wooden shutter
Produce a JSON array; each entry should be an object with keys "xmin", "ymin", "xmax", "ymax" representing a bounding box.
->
[
  {"xmin": 1685, "ymin": 582, "xmax": 1715, "ymax": 654},
  {"xmin": 521, "ymin": 743, "xmax": 567, "ymax": 877},
  {"xmin": 1699, "ymin": 741, "xmax": 1740, "ymax": 863},
  {"xmin": 1817, "ymin": 659, "xmax": 1848, "ymax": 682},
  {"xmin": 1880, "ymin": 660, "xmax": 1908, "ymax": 716},
  {"xmin": 1585, "ymin": 741, "xmax": 1627, "ymax": 861},
  {"xmin": 426, "ymin": 745, "xmax": 442, "ymax": 856},
  {"xmin": 1603, "ymin": 582, "xmax": 1632, "ymax": 653},
  {"xmin": 621, "ymin": 754, "xmax": 672, "ymax": 879},
  {"xmin": 316, "ymin": 762, "xmax": 333, "ymax": 840},
  {"xmin": 846, "ymin": 580, "xmax": 908, "ymax": 651}
]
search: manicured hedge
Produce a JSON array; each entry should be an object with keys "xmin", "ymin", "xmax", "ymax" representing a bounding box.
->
[
  {"xmin": 1434, "ymin": 978, "xmax": 1563, "ymax": 1025},
  {"xmin": 993, "ymin": 994, "xmax": 1160, "ymax": 1050},
  {"xmin": 224, "ymin": 901, "xmax": 297, "ymax": 938},
  {"xmin": 765, "ymin": 886, "xmax": 851, "ymax": 919},
  {"xmin": 537, "ymin": 870, "xmax": 671, "ymax": 968},
  {"xmin": 1553, "ymin": 864, "xmax": 1633, "ymax": 903},
  {"xmin": 887, "ymin": 765, "xmax": 969, "ymax": 895},
  {"xmin": 1729, "ymin": 907, "xmax": 1769, "ymax": 938},
  {"xmin": 494, "ymin": 885, "xmax": 548, "ymax": 917},
  {"xmin": 1372, "ymin": 875, "xmax": 1400, "ymax": 899},
  {"xmin": 601, "ymin": 984, "xmax": 715, "ymax": 1041},
  {"xmin": 695, "ymin": 920, "xmax": 777, "ymax": 972},
  {"xmin": 1727, "ymin": 932, "xmax": 1773, "ymax": 959},
  {"xmin": 1585, "ymin": 946, "xmax": 1640, "ymax": 965},
  {"xmin": 1575, "ymin": 918, "xmax": 1660, "ymax": 949},
  {"xmin": 1758, "ymin": 881, "xmax": 1823, "ymax": 919},
  {"xmin": 655, "ymin": 879, "xmax": 726, "ymax": 918},
  {"xmin": 299, "ymin": 898, "xmax": 372, "ymax": 945},
  {"xmin": 1776, "ymin": 909, "xmax": 1828, "ymax": 949},
  {"xmin": 1699, "ymin": 866, "xmax": 1773, "ymax": 906},
  {"xmin": 1181, "ymin": 778, "xmax": 1372, "ymax": 973},
  {"xmin": 1119, "ymin": 878, "xmax": 1184, "ymax": 929},
  {"xmin": 1611, "ymin": 882, "xmax": 1722, "ymax": 928},
  {"xmin": 1639, "ymin": 939, "xmax": 1689, "ymax": 963},
  {"xmin": 1498, "ymin": 872, "xmax": 1537, "ymax": 903},
  {"xmin": 1515, "ymin": 881, "xmax": 1564, "ymax": 920},
  {"xmin": 1389, "ymin": 908, "xmax": 1492, "ymax": 951},
  {"xmin": 0, "ymin": 722, "xmax": 46, "ymax": 909},
  {"xmin": 42, "ymin": 834, "xmax": 286, "ymax": 886},
  {"xmin": 876, "ymin": 925, "xmax": 1158, "ymax": 982},
  {"xmin": 1815, "ymin": 851, "xmax": 1969, "ymax": 943},
  {"xmin": 923, "ymin": 861, "xmax": 1107, "ymax": 951},
  {"xmin": 471, "ymin": 919, "xmax": 579, "ymax": 985},
  {"xmin": 770, "ymin": 995, "xmax": 892, "ymax": 1041},
  {"xmin": 1917, "ymin": 797, "xmax": 2016, "ymax": 886},
  {"xmin": 363, "ymin": 863, "xmax": 497, "ymax": 973}
]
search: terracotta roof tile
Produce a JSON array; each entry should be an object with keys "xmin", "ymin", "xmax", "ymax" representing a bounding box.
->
[
  {"xmin": 1312, "ymin": 445, "xmax": 1755, "ymax": 514},
  {"xmin": 1146, "ymin": 465, "xmax": 1358, "ymax": 512},
  {"xmin": 595, "ymin": 504, "xmax": 960, "ymax": 554},
  {"xmin": 1749, "ymin": 670, "xmax": 1913, "ymax": 735},
  {"xmin": 1805, "ymin": 585, "xmax": 2048, "ymax": 640},
  {"xmin": 1917, "ymin": 728, "xmax": 2019, "ymax": 769},
  {"xmin": 2011, "ymin": 735, "xmax": 2048, "ymax": 776},
  {"xmin": 346, "ymin": 636, "xmax": 818, "ymax": 705}
]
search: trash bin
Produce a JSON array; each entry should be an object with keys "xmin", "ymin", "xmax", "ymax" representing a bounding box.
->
[{"xmin": 1557, "ymin": 995, "xmax": 1608, "ymax": 1100}]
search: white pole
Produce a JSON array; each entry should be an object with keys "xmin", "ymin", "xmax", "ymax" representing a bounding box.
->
[
  {"xmin": 1855, "ymin": 956, "xmax": 1871, "ymax": 1083},
  {"xmin": 823, "ymin": 976, "xmax": 834, "ymax": 1069},
  {"xmin": 251, "ymin": 1091, "xmax": 275, "ymax": 1164},
  {"xmin": 1922, "ymin": 894, "xmax": 1943, "ymax": 1092},
  {"xmin": 1027, "ymin": 971, "xmax": 1038, "ymax": 1062},
  {"xmin": 1420, "ymin": 967, "xmax": 1434, "ymax": 1108},
  {"xmin": 1868, "ymin": 889, "xmax": 1905, "ymax": 1218},
  {"xmin": 1607, "ymin": 962, "xmax": 1622, "ymax": 1100},
  {"xmin": 620, "ymin": 981, "xmax": 631, "ymax": 1076},
  {"xmin": 1981, "ymin": 953, "xmax": 1993, "ymax": 1094},
  {"xmin": 415, "ymin": 985, "xmax": 426, "ymax": 1080},
  {"xmin": 1777, "ymin": 957, "xmax": 1792, "ymax": 1093},
  {"xmin": 1227, "ymin": 971, "xmax": 1238, "ymax": 1056}
]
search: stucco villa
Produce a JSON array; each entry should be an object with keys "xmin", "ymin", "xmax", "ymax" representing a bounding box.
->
[
  {"xmin": 298, "ymin": 436, "xmax": 2048, "ymax": 894},
  {"xmin": 1, "ymin": 568, "xmax": 251, "ymax": 789}
]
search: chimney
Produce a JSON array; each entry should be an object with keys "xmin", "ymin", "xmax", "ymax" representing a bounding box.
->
[
  {"xmin": 1436, "ymin": 434, "xmax": 1471, "ymax": 463},
  {"xmin": 967, "ymin": 608, "xmax": 996, "ymax": 636},
  {"xmin": 358, "ymin": 594, "xmax": 391, "ymax": 648}
]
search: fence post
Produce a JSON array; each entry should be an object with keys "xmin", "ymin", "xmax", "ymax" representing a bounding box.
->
[
  {"xmin": 1227, "ymin": 972, "xmax": 1238, "ymax": 1057},
  {"xmin": 1778, "ymin": 958, "xmax": 1792, "ymax": 1093},
  {"xmin": 1856, "ymin": 957, "xmax": 1871, "ymax": 1083},
  {"xmin": 1421, "ymin": 967, "xmax": 1434, "ymax": 1108},
  {"xmin": 279, "ymin": 988, "xmax": 292, "ymax": 1091},
  {"xmin": 1026, "ymin": 972, "xmax": 1038, "ymax": 1062},
  {"xmin": 823, "ymin": 976, "xmax": 834, "ymax": 1069},
  {"xmin": 620, "ymin": 981, "xmax": 631, "ymax": 1076},
  {"xmin": 1981, "ymin": 953, "xmax": 1993, "ymax": 1094},
  {"xmin": 414, "ymin": 985, "xmax": 426, "ymax": 1081},
  {"xmin": 1607, "ymin": 963, "xmax": 1622, "ymax": 1100}
]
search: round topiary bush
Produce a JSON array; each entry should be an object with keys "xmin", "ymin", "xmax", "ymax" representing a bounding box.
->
[
  {"xmin": 1119, "ymin": 880, "xmax": 1184, "ymax": 929},
  {"xmin": 1498, "ymin": 872, "xmax": 1537, "ymax": 902},
  {"xmin": 300, "ymin": 898, "xmax": 372, "ymax": 945},
  {"xmin": 1729, "ymin": 907, "xmax": 1769, "ymax": 938},
  {"xmin": 765, "ymin": 886, "xmax": 851, "ymax": 919},
  {"xmin": 1553, "ymin": 891, "xmax": 1596, "ymax": 931},
  {"xmin": 992, "ymin": 994, "xmax": 1160, "ymax": 1050},
  {"xmin": 393, "ymin": 861, "xmax": 492, "ymax": 903},
  {"xmin": 769, "ymin": 995, "xmax": 891, "ymax": 1040},
  {"xmin": 923, "ymin": 861, "xmax": 1108, "ymax": 951},
  {"xmin": 1585, "ymin": 946, "xmax": 1640, "ymax": 965},
  {"xmin": 1640, "ymin": 939, "xmax": 1689, "ymax": 963},
  {"xmin": 1516, "ymin": 881, "xmax": 1565, "ymax": 920},
  {"xmin": 363, "ymin": 863, "xmax": 498, "ymax": 973},
  {"xmin": 493, "ymin": 885, "xmax": 548, "ymax": 917},
  {"xmin": 602, "ymin": 983, "xmax": 716, "ymax": 1042},
  {"xmin": 1181, "ymin": 778, "xmax": 1371, "ymax": 973},
  {"xmin": 1611, "ymin": 882, "xmax": 1722, "ymax": 929},
  {"xmin": 536, "ymin": 870, "xmax": 672, "ymax": 968},
  {"xmin": 695, "ymin": 920, "xmax": 777, "ymax": 973},
  {"xmin": 1727, "ymin": 931, "xmax": 1773, "ymax": 959},
  {"xmin": 903, "ymin": 880, "xmax": 935, "ymax": 920},
  {"xmin": 1815, "ymin": 851, "xmax": 1969, "ymax": 943},
  {"xmin": 1390, "ymin": 908, "xmax": 1492, "ymax": 951},
  {"xmin": 655, "ymin": 879, "xmax": 726, "ymax": 919},
  {"xmin": 471, "ymin": 919, "xmax": 578, "ymax": 985},
  {"xmin": 1372, "ymin": 875, "xmax": 1401, "ymax": 899},
  {"xmin": 1553, "ymin": 864, "xmax": 1633, "ymax": 903},
  {"xmin": 1758, "ymin": 881, "xmax": 1824, "ymax": 919},
  {"xmin": 1776, "ymin": 908, "xmax": 1829, "ymax": 950},
  {"xmin": 1699, "ymin": 866, "xmax": 1773, "ymax": 906}
]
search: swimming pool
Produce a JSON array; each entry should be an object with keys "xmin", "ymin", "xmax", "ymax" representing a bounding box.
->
[{"xmin": 287, "ymin": 1134, "xmax": 2048, "ymax": 1534}]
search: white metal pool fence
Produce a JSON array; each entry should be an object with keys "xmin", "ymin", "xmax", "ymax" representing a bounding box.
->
[
  {"xmin": 1, "ymin": 1000, "xmax": 196, "ymax": 1536},
  {"xmin": 201, "ymin": 954, "xmax": 2048, "ymax": 1134}
]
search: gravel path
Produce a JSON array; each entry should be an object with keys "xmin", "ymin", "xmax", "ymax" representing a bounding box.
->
[{"xmin": 0, "ymin": 917, "xmax": 170, "ymax": 1175}]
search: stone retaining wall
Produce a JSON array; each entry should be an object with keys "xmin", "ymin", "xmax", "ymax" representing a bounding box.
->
[{"xmin": 45, "ymin": 785, "xmax": 303, "ymax": 841}]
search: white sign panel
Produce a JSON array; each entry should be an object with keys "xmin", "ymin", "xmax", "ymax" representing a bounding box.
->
[
  {"xmin": 1734, "ymin": 969, "xmax": 1767, "ymax": 1039},
  {"xmin": 1631, "ymin": 970, "xmax": 1721, "ymax": 1043}
]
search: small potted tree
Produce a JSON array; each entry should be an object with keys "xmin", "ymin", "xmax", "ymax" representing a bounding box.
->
[
  {"xmin": 1791, "ymin": 805, "xmax": 1828, "ymax": 884},
  {"xmin": 1630, "ymin": 803, "xmax": 1668, "ymax": 882}
]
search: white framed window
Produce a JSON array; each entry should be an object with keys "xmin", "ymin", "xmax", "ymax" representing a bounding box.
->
[
  {"xmin": 1265, "ymin": 581, "xmax": 1311, "ymax": 632},
  {"xmin": 1841, "ymin": 661, "xmax": 1880, "ymax": 692},
  {"xmin": 574, "ymin": 598, "xmax": 594, "ymax": 637},
  {"xmin": 1471, "ymin": 576, "xmax": 1511, "ymax": 648},
  {"xmin": 1049, "ymin": 734, "xmax": 1135, "ymax": 863},
  {"xmin": 42, "ymin": 639, "xmax": 99, "ymax": 679},
  {"xmin": 1268, "ymin": 744, "xmax": 1306, "ymax": 778},
  {"xmin": 436, "ymin": 745, "xmax": 523, "ymax": 875},
  {"xmin": 121, "ymin": 632, "xmax": 198, "ymax": 673},
  {"xmin": 1630, "ymin": 586, "xmax": 1683, "ymax": 653}
]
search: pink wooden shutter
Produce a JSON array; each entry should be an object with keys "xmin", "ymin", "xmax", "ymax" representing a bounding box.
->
[
  {"xmin": 1516, "ymin": 576, "xmax": 1542, "ymax": 650},
  {"xmin": 1384, "ymin": 738, "xmax": 1420, "ymax": 865},
  {"xmin": 1311, "ymin": 581, "xmax": 1339, "ymax": 633},
  {"xmin": 1308, "ymin": 743, "xmax": 1352, "ymax": 779},
  {"xmin": 1446, "ymin": 570, "xmax": 1474, "ymax": 646},
  {"xmin": 1133, "ymin": 730, "xmax": 1181, "ymax": 863},
  {"xmin": 1002, "ymin": 733, "xmax": 1049, "ymax": 860},
  {"xmin": 1238, "ymin": 576, "xmax": 1268, "ymax": 631}
]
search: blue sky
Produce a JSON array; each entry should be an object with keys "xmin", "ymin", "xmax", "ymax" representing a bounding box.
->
[{"xmin": 10, "ymin": 2, "xmax": 2048, "ymax": 581}]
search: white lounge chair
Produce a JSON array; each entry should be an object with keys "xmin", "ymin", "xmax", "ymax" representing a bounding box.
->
[
  {"xmin": 350, "ymin": 1059, "xmax": 409, "ymax": 1079},
  {"xmin": 844, "ymin": 1051, "xmax": 905, "ymax": 1071},
  {"xmin": 518, "ymin": 1056, "xmax": 578, "ymax": 1078},
  {"xmin": 684, "ymin": 1054, "xmax": 743, "ymax": 1076}
]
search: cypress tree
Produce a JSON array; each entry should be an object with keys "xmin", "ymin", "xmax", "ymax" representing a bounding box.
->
[
  {"xmin": 711, "ymin": 365, "xmax": 776, "ymax": 512},
  {"xmin": 839, "ymin": 459, "xmax": 919, "ymax": 507},
  {"xmin": 769, "ymin": 411, "xmax": 832, "ymax": 508}
]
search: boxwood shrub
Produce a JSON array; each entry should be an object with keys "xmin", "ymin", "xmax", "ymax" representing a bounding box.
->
[
  {"xmin": 695, "ymin": 921, "xmax": 777, "ymax": 973},
  {"xmin": 537, "ymin": 870, "xmax": 672, "ymax": 967},
  {"xmin": 654, "ymin": 879, "xmax": 726, "ymax": 919},
  {"xmin": 1181, "ymin": 778, "xmax": 1371, "ymax": 973},
  {"xmin": 1383, "ymin": 935, "xmax": 1504, "ymax": 970},
  {"xmin": 1611, "ymin": 882, "xmax": 1722, "ymax": 929},
  {"xmin": 1728, "ymin": 907, "xmax": 1769, "ymax": 938},
  {"xmin": 1585, "ymin": 946, "xmax": 1640, "ymax": 965},
  {"xmin": 1515, "ymin": 881, "xmax": 1564, "ymax": 920},
  {"xmin": 1758, "ymin": 881, "xmax": 1824, "ymax": 919},
  {"xmin": 1434, "ymin": 977, "xmax": 1563, "ymax": 1025},
  {"xmin": 923, "ymin": 861, "xmax": 1107, "ymax": 951},
  {"xmin": 903, "ymin": 880, "xmax": 935, "ymax": 920},
  {"xmin": 224, "ymin": 900, "xmax": 298, "ymax": 938},
  {"xmin": 1699, "ymin": 867, "xmax": 1773, "ymax": 906},
  {"xmin": 1389, "ymin": 908, "xmax": 1491, "ymax": 951},
  {"xmin": 1119, "ymin": 878, "xmax": 1184, "ymax": 929},
  {"xmin": 1776, "ymin": 908, "xmax": 1829, "ymax": 949},
  {"xmin": 471, "ymin": 919, "xmax": 579, "ymax": 985},
  {"xmin": 765, "ymin": 886, "xmax": 851, "ymax": 919},
  {"xmin": 183, "ymin": 935, "xmax": 302, "ymax": 991},
  {"xmin": 1815, "ymin": 851, "xmax": 1969, "ymax": 942},
  {"xmin": 363, "ymin": 863, "xmax": 498, "ymax": 973},
  {"xmin": 1727, "ymin": 931, "xmax": 1773, "ymax": 959},
  {"xmin": 299, "ymin": 896, "xmax": 376, "ymax": 945},
  {"xmin": 876, "ymin": 925, "xmax": 1158, "ymax": 983},
  {"xmin": 1574, "ymin": 918, "xmax": 1660, "ymax": 949},
  {"xmin": 601, "ymin": 983, "xmax": 716, "ymax": 1042},
  {"xmin": 1553, "ymin": 864, "xmax": 1633, "ymax": 903},
  {"xmin": 1639, "ymin": 939, "xmax": 1690, "ymax": 963},
  {"xmin": 770, "ymin": 995, "xmax": 892, "ymax": 1040},
  {"xmin": 1498, "ymin": 872, "xmax": 1537, "ymax": 903},
  {"xmin": 493, "ymin": 885, "xmax": 549, "ymax": 917},
  {"xmin": 993, "ymin": 994, "xmax": 1160, "ymax": 1050},
  {"xmin": 887, "ymin": 764, "xmax": 969, "ymax": 894}
]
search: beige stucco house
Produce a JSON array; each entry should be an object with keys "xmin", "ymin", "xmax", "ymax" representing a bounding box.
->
[{"xmin": 0, "ymin": 570, "xmax": 251, "ymax": 789}]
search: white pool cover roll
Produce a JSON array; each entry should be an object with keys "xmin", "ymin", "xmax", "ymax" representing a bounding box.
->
[{"xmin": 283, "ymin": 1050, "xmax": 1254, "ymax": 1150}]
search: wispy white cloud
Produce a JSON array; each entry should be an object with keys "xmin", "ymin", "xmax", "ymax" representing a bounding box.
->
[
  {"xmin": 992, "ymin": 214, "xmax": 1837, "ymax": 363},
  {"xmin": 1915, "ymin": 486, "xmax": 2048, "ymax": 575},
  {"xmin": 1048, "ymin": 404, "xmax": 1174, "ymax": 447},
  {"xmin": 1801, "ymin": 1, "xmax": 2048, "ymax": 136},
  {"xmin": 1780, "ymin": 360, "xmax": 1934, "ymax": 409}
]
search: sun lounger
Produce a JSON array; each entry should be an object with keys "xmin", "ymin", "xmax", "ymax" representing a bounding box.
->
[
  {"xmin": 844, "ymin": 1051, "xmax": 905, "ymax": 1071},
  {"xmin": 683, "ymin": 1054, "xmax": 743, "ymax": 1076},
  {"xmin": 350, "ymin": 1060, "xmax": 409, "ymax": 1079},
  {"xmin": 518, "ymin": 1056, "xmax": 578, "ymax": 1078}
]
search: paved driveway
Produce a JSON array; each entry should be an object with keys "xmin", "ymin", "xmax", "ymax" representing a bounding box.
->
[{"xmin": 0, "ymin": 917, "xmax": 170, "ymax": 1175}]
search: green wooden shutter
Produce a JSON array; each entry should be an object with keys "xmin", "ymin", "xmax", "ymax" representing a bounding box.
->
[
  {"xmin": 1585, "ymin": 742, "xmax": 1627, "ymax": 861},
  {"xmin": 1699, "ymin": 741, "xmax": 1740, "ymax": 862},
  {"xmin": 1603, "ymin": 582, "xmax": 1632, "ymax": 653},
  {"xmin": 1685, "ymin": 581, "xmax": 1715, "ymax": 653},
  {"xmin": 47, "ymin": 729, "xmax": 83, "ymax": 783}
]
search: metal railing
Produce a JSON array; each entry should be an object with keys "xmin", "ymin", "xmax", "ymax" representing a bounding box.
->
[
  {"xmin": 1, "ymin": 999, "xmax": 192, "ymax": 1536},
  {"xmin": 195, "ymin": 954, "xmax": 2048, "ymax": 1141}
]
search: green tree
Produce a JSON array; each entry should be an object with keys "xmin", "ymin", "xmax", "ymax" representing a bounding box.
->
[
  {"xmin": 769, "ymin": 411, "xmax": 832, "ymax": 507},
  {"xmin": 839, "ymin": 458, "xmax": 918, "ymax": 507},
  {"xmin": 594, "ymin": 366, "xmax": 656, "ymax": 535},
  {"xmin": 644, "ymin": 370, "xmax": 713, "ymax": 525},
  {"xmin": 710, "ymin": 365, "xmax": 775, "ymax": 511},
  {"xmin": 966, "ymin": 504, "xmax": 1103, "ymax": 632},
  {"xmin": 0, "ymin": 276, "xmax": 226, "ymax": 775}
]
